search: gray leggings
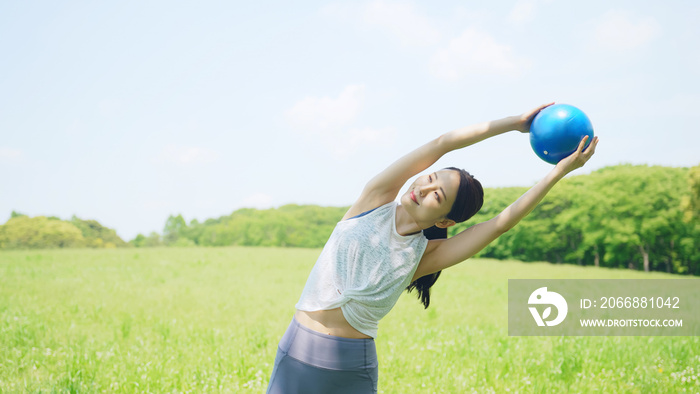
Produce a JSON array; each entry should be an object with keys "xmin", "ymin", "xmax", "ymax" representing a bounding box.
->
[{"xmin": 266, "ymin": 317, "xmax": 378, "ymax": 394}]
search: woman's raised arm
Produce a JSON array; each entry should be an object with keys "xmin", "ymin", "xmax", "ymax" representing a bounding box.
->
[
  {"xmin": 414, "ymin": 134, "xmax": 599, "ymax": 279},
  {"xmin": 345, "ymin": 104, "xmax": 554, "ymax": 218}
]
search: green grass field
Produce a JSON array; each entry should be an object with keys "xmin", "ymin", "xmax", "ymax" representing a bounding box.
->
[{"xmin": 1, "ymin": 247, "xmax": 698, "ymax": 393}]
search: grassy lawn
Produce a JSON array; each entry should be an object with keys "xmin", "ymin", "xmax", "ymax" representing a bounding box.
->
[{"xmin": 1, "ymin": 247, "xmax": 698, "ymax": 392}]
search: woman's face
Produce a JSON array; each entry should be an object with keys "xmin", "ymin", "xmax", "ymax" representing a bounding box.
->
[{"xmin": 400, "ymin": 169, "xmax": 461, "ymax": 228}]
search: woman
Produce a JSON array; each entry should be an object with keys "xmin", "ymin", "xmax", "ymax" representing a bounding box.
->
[{"xmin": 266, "ymin": 103, "xmax": 599, "ymax": 393}]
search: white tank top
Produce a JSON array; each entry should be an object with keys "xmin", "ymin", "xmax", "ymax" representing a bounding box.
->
[{"xmin": 295, "ymin": 201, "xmax": 429, "ymax": 338}]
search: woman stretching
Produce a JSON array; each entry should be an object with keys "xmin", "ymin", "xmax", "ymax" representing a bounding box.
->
[{"xmin": 266, "ymin": 103, "xmax": 598, "ymax": 393}]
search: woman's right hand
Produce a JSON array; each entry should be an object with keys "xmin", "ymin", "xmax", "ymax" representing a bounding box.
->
[{"xmin": 515, "ymin": 102, "xmax": 555, "ymax": 133}]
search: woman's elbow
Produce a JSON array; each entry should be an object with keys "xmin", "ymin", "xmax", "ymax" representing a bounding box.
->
[{"xmin": 491, "ymin": 216, "xmax": 515, "ymax": 235}]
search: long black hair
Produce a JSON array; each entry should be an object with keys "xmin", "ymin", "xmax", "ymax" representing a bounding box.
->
[
  {"xmin": 405, "ymin": 168, "xmax": 484, "ymax": 309},
  {"xmin": 405, "ymin": 225, "xmax": 447, "ymax": 308}
]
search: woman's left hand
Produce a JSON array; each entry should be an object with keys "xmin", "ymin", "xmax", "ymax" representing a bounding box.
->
[
  {"xmin": 515, "ymin": 102, "xmax": 555, "ymax": 133},
  {"xmin": 555, "ymin": 135, "xmax": 599, "ymax": 175}
]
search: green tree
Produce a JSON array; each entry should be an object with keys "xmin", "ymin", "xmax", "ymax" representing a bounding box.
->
[
  {"xmin": 138, "ymin": 232, "xmax": 164, "ymax": 247},
  {"xmin": 129, "ymin": 232, "xmax": 166, "ymax": 247},
  {"xmin": 0, "ymin": 216, "xmax": 85, "ymax": 249},
  {"xmin": 163, "ymin": 214, "xmax": 187, "ymax": 245},
  {"xmin": 681, "ymin": 164, "xmax": 700, "ymax": 223},
  {"xmin": 130, "ymin": 233, "xmax": 147, "ymax": 247},
  {"xmin": 71, "ymin": 216, "xmax": 127, "ymax": 248},
  {"xmin": 10, "ymin": 211, "xmax": 26, "ymax": 218}
]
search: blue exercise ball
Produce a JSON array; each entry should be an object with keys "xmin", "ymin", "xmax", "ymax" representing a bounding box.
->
[{"xmin": 529, "ymin": 104, "xmax": 594, "ymax": 164}]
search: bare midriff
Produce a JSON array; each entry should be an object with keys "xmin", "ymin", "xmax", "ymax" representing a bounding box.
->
[{"xmin": 294, "ymin": 308, "xmax": 372, "ymax": 339}]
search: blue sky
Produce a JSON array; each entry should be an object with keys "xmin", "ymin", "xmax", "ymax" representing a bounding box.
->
[{"xmin": 2, "ymin": 0, "xmax": 699, "ymax": 241}]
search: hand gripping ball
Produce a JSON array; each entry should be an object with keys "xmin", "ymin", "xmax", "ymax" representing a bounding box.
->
[{"xmin": 529, "ymin": 104, "xmax": 594, "ymax": 164}]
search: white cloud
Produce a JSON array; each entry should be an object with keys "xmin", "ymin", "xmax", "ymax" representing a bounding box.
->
[
  {"xmin": 321, "ymin": 1, "xmax": 441, "ymax": 47},
  {"xmin": 429, "ymin": 28, "xmax": 528, "ymax": 81},
  {"xmin": 154, "ymin": 145, "xmax": 220, "ymax": 165},
  {"xmin": 589, "ymin": 10, "xmax": 660, "ymax": 51},
  {"xmin": 240, "ymin": 193, "xmax": 274, "ymax": 209},
  {"xmin": 285, "ymin": 85, "xmax": 396, "ymax": 158},
  {"xmin": 508, "ymin": 0, "xmax": 537, "ymax": 24},
  {"xmin": 334, "ymin": 126, "xmax": 398, "ymax": 158},
  {"xmin": 507, "ymin": 0, "xmax": 553, "ymax": 24},
  {"xmin": 286, "ymin": 84, "xmax": 365, "ymax": 133},
  {"xmin": 0, "ymin": 147, "xmax": 24, "ymax": 162},
  {"xmin": 362, "ymin": 0, "xmax": 441, "ymax": 47},
  {"xmin": 322, "ymin": 2, "xmax": 530, "ymax": 81}
]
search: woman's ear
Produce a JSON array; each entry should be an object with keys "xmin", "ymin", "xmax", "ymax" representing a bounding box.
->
[{"xmin": 435, "ymin": 218, "xmax": 456, "ymax": 229}]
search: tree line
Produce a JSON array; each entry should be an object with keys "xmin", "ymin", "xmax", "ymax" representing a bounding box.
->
[
  {"xmin": 0, "ymin": 212, "xmax": 128, "ymax": 249},
  {"xmin": 451, "ymin": 164, "xmax": 699, "ymax": 275},
  {"xmin": 1, "ymin": 164, "xmax": 698, "ymax": 275},
  {"xmin": 132, "ymin": 205, "xmax": 348, "ymax": 249}
]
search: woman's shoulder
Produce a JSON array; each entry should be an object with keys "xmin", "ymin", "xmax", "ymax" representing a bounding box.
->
[
  {"xmin": 342, "ymin": 191, "xmax": 397, "ymax": 221},
  {"xmin": 343, "ymin": 200, "xmax": 396, "ymax": 221}
]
